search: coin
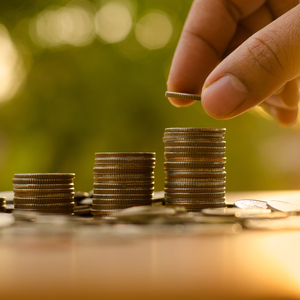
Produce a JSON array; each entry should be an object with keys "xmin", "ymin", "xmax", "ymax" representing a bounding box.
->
[
  {"xmin": 164, "ymin": 161, "xmax": 225, "ymax": 168},
  {"xmin": 93, "ymin": 188, "xmax": 154, "ymax": 194},
  {"xmin": 234, "ymin": 199, "xmax": 268, "ymax": 210},
  {"xmin": 92, "ymin": 203, "xmax": 148, "ymax": 210},
  {"xmin": 164, "ymin": 168, "xmax": 225, "ymax": 174},
  {"xmin": 165, "ymin": 127, "xmax": 226, "ymax": 133},
  {"xmin": 93, "ymin": 199, "xmax": 152, "ymax": 205},
  {"xmin": 202, "ymin": 207, "xmax": 271, "ymax": 216},
  {"xmin": 163, "ymin": 136, "xmax": 224, "ymax": 143},
  {"xmin": 165, "ymin": 187, "xmax": 225, "ymax": 193},
  {"xmin": 14, "ymin": 173, "xmax": 75, "ymax": 179},
  {"xmin": 165, "ymin": 152, "xmax": 225, "ymax": 159},
  {"xmin": 93, "ymin": 182, "xmax": 154, "ymax": 188},
  {"xmin": 74, "ymin": 206, "xmax": 92, "ymax": 215},
  {"xmin": 13, "ymin": 197, "xmax": 75, "ymax": 204},
  {"xmin": 165, "ymin": 197, "xmax": 226, "ymax": 203},
  {"xmin": 235, "ymin": 211, "xmax": 288, "ymax": 219},
  {"xmin": 185, "ymin": 205, "xmax": 226, "ymax": 212},
  {"xmin": 165, "ymin": 181, "xmax": 226, "ymax": 188},
  {"xmin": 94, "ymin": 173, "xmax": 154, "ymax": 178},
  {"xmin": 267, "ymin": 200, "xmax": 300, "ymax": 212},
  {"xmin": 13, "ymin": 183, "xmax": 74, "ymax": 189},
  {"xmin": 94, "ymin": 163, "xmax": 155, "ymax": 168},
  {"xmin": 165, "ymin": 91, "xmax": 201, "ymax": 101},
  {"xmin": 12, "ymin": 178, "xmax": 74, "ymax": 184},
  {"xmin": 92, "ymin": 209, "xmax": 120, "ymax": 216},
  {"xmin": 93, "ymin": 167, "xmax": 154, "ymax": 174},
  {"xmin": 165, "ymin": 171, "xmax": 226, "ymax": 178},
  {"xmin": 13, "ymin": 188, "xmax": 74, "ymax": 194},
  {"xmin": 14, "ymin": 208, "xmax": 74, "ymax": 215},
  {"xmin": 95, "ymin": 152, "xmax": 155, "ymax": 158},
  {"xmin": 93, "ymin": 193, "xmax": 153, "ymax": 199},
  {"xmin": 165, "ymin": 202, "xmax": 227, "ymax": 209},
  {"xmin": 14, "ymin": 192, "xmax": 75, "ymax": 198},
  {"xmin": 164, "ymin": 146, "xmax": 225, "ymax": 153},
  {"xmin": 165, "ymin": 192, "xmax": 225, "ymax": 199},
  {"xmin": 164, "ymin": 140, "xmax": 226, "ymax": 147},
  {"xmin": 14, "ymin": 203, "xmax": 74, "ymax": 208},
  {"xmin": 164, "ymin": 133, "xmax": 225, "ymax": 140}
]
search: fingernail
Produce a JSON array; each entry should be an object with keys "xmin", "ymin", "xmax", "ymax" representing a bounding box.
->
[{"xmin": 202, "ymin": 75, "xmax": 248, "ymax": 118}]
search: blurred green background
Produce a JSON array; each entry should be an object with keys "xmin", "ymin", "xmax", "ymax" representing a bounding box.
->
[{"xmin": 0, "ymin": 0, "xmax": 300, "ymax": 193}]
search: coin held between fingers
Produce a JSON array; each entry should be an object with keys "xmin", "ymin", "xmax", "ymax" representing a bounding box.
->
[{"xmin": 165, "ymin": 91, "xmax": 202, "ymax": 101}]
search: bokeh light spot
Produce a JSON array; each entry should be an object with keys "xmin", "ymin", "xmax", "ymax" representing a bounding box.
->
[
  {"xmin": 135, "ymin": 10, "xmax": 173, "ymax": 50},
  {"xmin": 0, "ymin": 24, "xmax": 26, "ymax": 103},
  {"xmin": 30, "ymin": 1, "xmax": 95, "ymax": 47},
  {"xmin": 95, "ymin": 1, "xmax": 133, "ymax": 43}
]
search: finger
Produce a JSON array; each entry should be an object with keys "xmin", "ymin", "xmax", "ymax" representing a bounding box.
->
[
  {"xmin": 224, "ymin": 4, "xmax": 272, "ymax": 57},
  {"xmin": 264, "ymin": 80, "xmax": 299, "ymax": 109},
  {"xmin": 260, "ymin": 103, "xmax": 298, "ymax": 126},
  {"xmin": 201, "ymin": 4, "xmax": 300, "ymax": 120},
  {"xmin": 167, "ymin": 0, "xmax": 266, "ymax": 107},
  {"xmin": 267, "ymin": 0, "xmax": 299, "ymax": 18}
]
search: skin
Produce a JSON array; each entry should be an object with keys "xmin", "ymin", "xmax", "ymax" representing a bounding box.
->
[{"xmin": 167, "ymin": 0, "xmax": 300, "ymax": 126}]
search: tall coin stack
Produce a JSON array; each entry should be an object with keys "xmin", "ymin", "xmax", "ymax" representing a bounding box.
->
[
  {"xmin": 92, "ymin": 152, "xmax": 155, "ymax": 217},
  {"xmin": 163, "ymin": 128, "xmax": 226, "ymax": 211},
  {"xmin": 13, "ymin": 173, "xmax": 75, "ymax": 215}
]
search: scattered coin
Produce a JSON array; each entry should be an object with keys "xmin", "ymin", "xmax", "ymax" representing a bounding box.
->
[
  {"xmin": 202, "ymin": 207, "xmax": 271, "ymax": 216},
  {"xmin": 267, "ymin": 200, "xmax": 300, "ymax": 212},
  {"xmin": 235, "ymin": 211, "xmax": 288, "ymax": 219},
  {"xmin": 111, "ymin": 206, "xmax": 176, "ymax": 223},
  {"xmin": 234, "ymin": 199, "xmax": 268, "ymax": 210}
]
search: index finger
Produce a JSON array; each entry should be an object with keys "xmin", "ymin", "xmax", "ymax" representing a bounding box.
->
[{"xmin": 167, "ymin": 0, "xmax": 266, "ymax": 107}]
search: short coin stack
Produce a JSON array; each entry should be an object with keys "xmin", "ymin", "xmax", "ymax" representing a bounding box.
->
[
  {"xmin": 163, "ymin": 128, "xmax": 226, "ymax": 211},
  {"xmin": 92, "ymin": 152, "xmax": 155, "ymax": 217},
  {"xmin": 13, "ymin": 173, "xmax": 75, "ymax": 215},
  {"xmin": 0, "ymin": 197, "xmax": 6, "ymax": 212}
]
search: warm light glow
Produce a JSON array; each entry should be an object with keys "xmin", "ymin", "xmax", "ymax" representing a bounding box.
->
[
  {"xmin": 251, "ymin": 106, "xmax": 273, "ymax": 120},
  {"xmin": 0, "ymin": 24, "xmax": 26, "ymax": 102},
  {"xmin": 30, "ymin": 1, "xmax": 95, "ymax": 47},
  {"xmin": 135, "ymin": 10, "xmax": 173, "ymax": 50},
  {"xmin": 95, "ymin": 1, "xmax": 133, "ymax": 43}
]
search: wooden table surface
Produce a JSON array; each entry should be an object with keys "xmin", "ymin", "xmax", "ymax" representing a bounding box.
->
[{"xmin": 1, "ymin": 190, "xmax": 300, "ymax": 300}]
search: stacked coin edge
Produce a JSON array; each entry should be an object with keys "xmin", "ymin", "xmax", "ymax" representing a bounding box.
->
[
  {"xmin": 13, "ymin": 173, "xmax": 75, "ymax": 215},
  {"xmin": 163, "ymin": 128, "xmax": 227, "ymax": 211},
  {"xmin": 92, "ymin": 152, "xmax": 155, "ymax": 217}
]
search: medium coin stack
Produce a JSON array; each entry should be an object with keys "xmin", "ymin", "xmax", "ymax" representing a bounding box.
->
[
  {"xmin": 13, "ymin": 173, "xmax": 75, "ymax": 215},
  {"xmin": 92, "ymin": 152, "xmax": 155, "ymax": 217},
  {"xmin": 163, "ymin": 128, "xmax": 226, "ymax": 211}
]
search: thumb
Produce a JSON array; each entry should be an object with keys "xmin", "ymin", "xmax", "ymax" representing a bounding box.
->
[{"xmin": 201, "ymin": 4, "xmax": 300, "ymax": 120}]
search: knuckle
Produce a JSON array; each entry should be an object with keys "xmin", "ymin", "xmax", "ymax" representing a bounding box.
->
[{"xmin": 246, "ymin": 35, "xmax": 285, "ymax": 78}]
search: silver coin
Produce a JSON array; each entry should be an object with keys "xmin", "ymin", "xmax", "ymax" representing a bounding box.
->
[
  {"xmin": 234, "ymin": 199, "xmax": 268, "ymax": 210},
  {"xmin": 267, "ymin": 200, "xmax": 300, "ymax": 212}
]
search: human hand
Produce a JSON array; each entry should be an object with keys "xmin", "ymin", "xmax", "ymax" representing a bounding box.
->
[{"xmin": 167, "ymin": 0, "xmax": 300, "ymax": 126}]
